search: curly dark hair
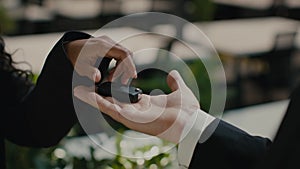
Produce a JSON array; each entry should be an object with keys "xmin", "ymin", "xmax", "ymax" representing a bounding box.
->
[{"xmin": 0, "ymin": 36, "xmax": 33, "ymax": 82}]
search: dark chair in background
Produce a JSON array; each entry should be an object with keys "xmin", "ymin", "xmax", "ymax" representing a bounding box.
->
[
  {"xmin": 264, "ymin": 32, "xmax": 297, "ymax": 87},
  {"xmin": 248, "ymin": 31, "xmax": 298, "ymax": 102}
]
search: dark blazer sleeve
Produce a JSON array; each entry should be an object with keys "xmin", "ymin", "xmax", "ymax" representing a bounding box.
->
[
  {"xmin": 189, "ymin": 119, "xmax": 272, "ymax": 169},
  {"xmin": 2, "ymin": 31, "xmax": 91, "ymax": 147},
  {"xmin": 253, "ymin": 85, "xmax": 300, "ymax": 169}
]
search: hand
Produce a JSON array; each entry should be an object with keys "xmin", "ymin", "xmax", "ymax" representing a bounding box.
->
[
  {"xmin": 65, "ymin": 35, "xmax": 137, "ymax": 84},
  {"xmin": 74, "ymin": 70, "xmax": 200, "ymax": 143}
]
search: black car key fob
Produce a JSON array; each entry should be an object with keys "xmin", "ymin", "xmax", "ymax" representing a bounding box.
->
[
  {"xmin": 96, "ymin": 82, "xmax": 142, "ymax": 103},
  {"xmin": 95, "ymin": 57, "xmax": 142, "ymax": 103}
]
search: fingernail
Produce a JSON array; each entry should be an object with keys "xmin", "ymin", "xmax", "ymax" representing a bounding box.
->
[
  {"xmin": 73, "ymin": 88, "xmax": 80, "ymax": 97},
  {"xmin": 94, "ymin": 72, "xmax": 100, "ymax": 82},
  {"xmin": 134, "ymin": 70, "xmax": 138, "ymax": 78}
]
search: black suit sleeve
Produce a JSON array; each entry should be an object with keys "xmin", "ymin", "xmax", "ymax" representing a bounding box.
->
[
  {"xmin": 2, "ymin": 31, "xmax": 91, "ymax": 147},
  {"xmin": 253, "ymin": 85, "xmax": 300, "ymax": 169},
  {"xmin": 189, "ymin": 119, "xmax": 272, "ymax": 169}
]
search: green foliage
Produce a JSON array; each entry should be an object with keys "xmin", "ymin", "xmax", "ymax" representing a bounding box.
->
[
  {"xmin": 32, "ymin": 73, "xmax": 39, "ymax": 84},
  {"xmin": 189, "ymin": 0, "xmax": 215, "ymax": 21},
  {"xmin": 0, "ymin": 5, "xmax": 16, "ymax": 34},
  {"xmin": 186, "ymin": 59, "xmax": 212, "ymax": 112},
  {"xmin": 5, "ymin": 141, "xmax": 56, "ymax": 169}
]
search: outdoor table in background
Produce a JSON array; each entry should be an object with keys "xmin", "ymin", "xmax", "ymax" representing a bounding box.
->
[
  {"xmin": 184, "ymin": 17, "xmax": 299, "ymax": 107},
  {"xmin": 184, "ymin": 17, "xmax": 299, "ymax": 56}
]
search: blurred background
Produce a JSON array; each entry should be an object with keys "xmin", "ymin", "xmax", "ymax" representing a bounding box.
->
[{"xmin": 1, "ymin": 0, "xmax": 300, "ymax": 168}]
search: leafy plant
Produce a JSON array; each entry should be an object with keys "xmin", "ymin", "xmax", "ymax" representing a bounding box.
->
[
  {"xmin": 0, "ymin": 4, "xmax": 16, "ymax": 34},
  {"xmin": 188, "ymin": 0, "xmax": 216, "ymax": 21}
]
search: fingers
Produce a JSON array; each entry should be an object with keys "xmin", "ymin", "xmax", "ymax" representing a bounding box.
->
[
  {"xmin": 73, "ymin": 86, "xmax": 124, "ymax": 122},
  {"xmin": 167, "ymin": 70, "xmax": 187, "ymax": 92},
  {"xmin": 73, "ymin": 85, "xmax": 99, "ymax": 108},
  {"xmin": 106, "ymin": 46, "xmax": 137, "ymax": 83},
  {"xmin": 97, "ymin": 36, "xmax": 137, "ymax": 83},
  {"xmin": 75, "ymin": 61, "xmax": 101, "ymax": 82},
  {"xmin": 72, "ymin": 36, "xmax": 137, "ymax": 84}
]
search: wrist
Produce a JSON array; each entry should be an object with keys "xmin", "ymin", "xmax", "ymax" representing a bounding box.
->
[
  {"xmin": 157, "ymin": 107, "xmax": 198, "ymax": 143},
  {"xmin": 177, "ymin": 109, "xmax": 215, "ymax": 168}
]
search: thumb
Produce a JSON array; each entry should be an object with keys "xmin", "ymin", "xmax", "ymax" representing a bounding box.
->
[{"xmin": 167, "ymin": 70, "xmax": 187, "ymax": 92}]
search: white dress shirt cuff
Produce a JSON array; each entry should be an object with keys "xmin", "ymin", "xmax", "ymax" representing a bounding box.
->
[{"xmin": 177, "ymin": 109, "xmax": 215, "ymax": 168}]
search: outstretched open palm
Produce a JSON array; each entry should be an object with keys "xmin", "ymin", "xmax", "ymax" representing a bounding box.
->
[{"xmin": 74, "ymin": 70, "xmax": 200, "ymax": 143}]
